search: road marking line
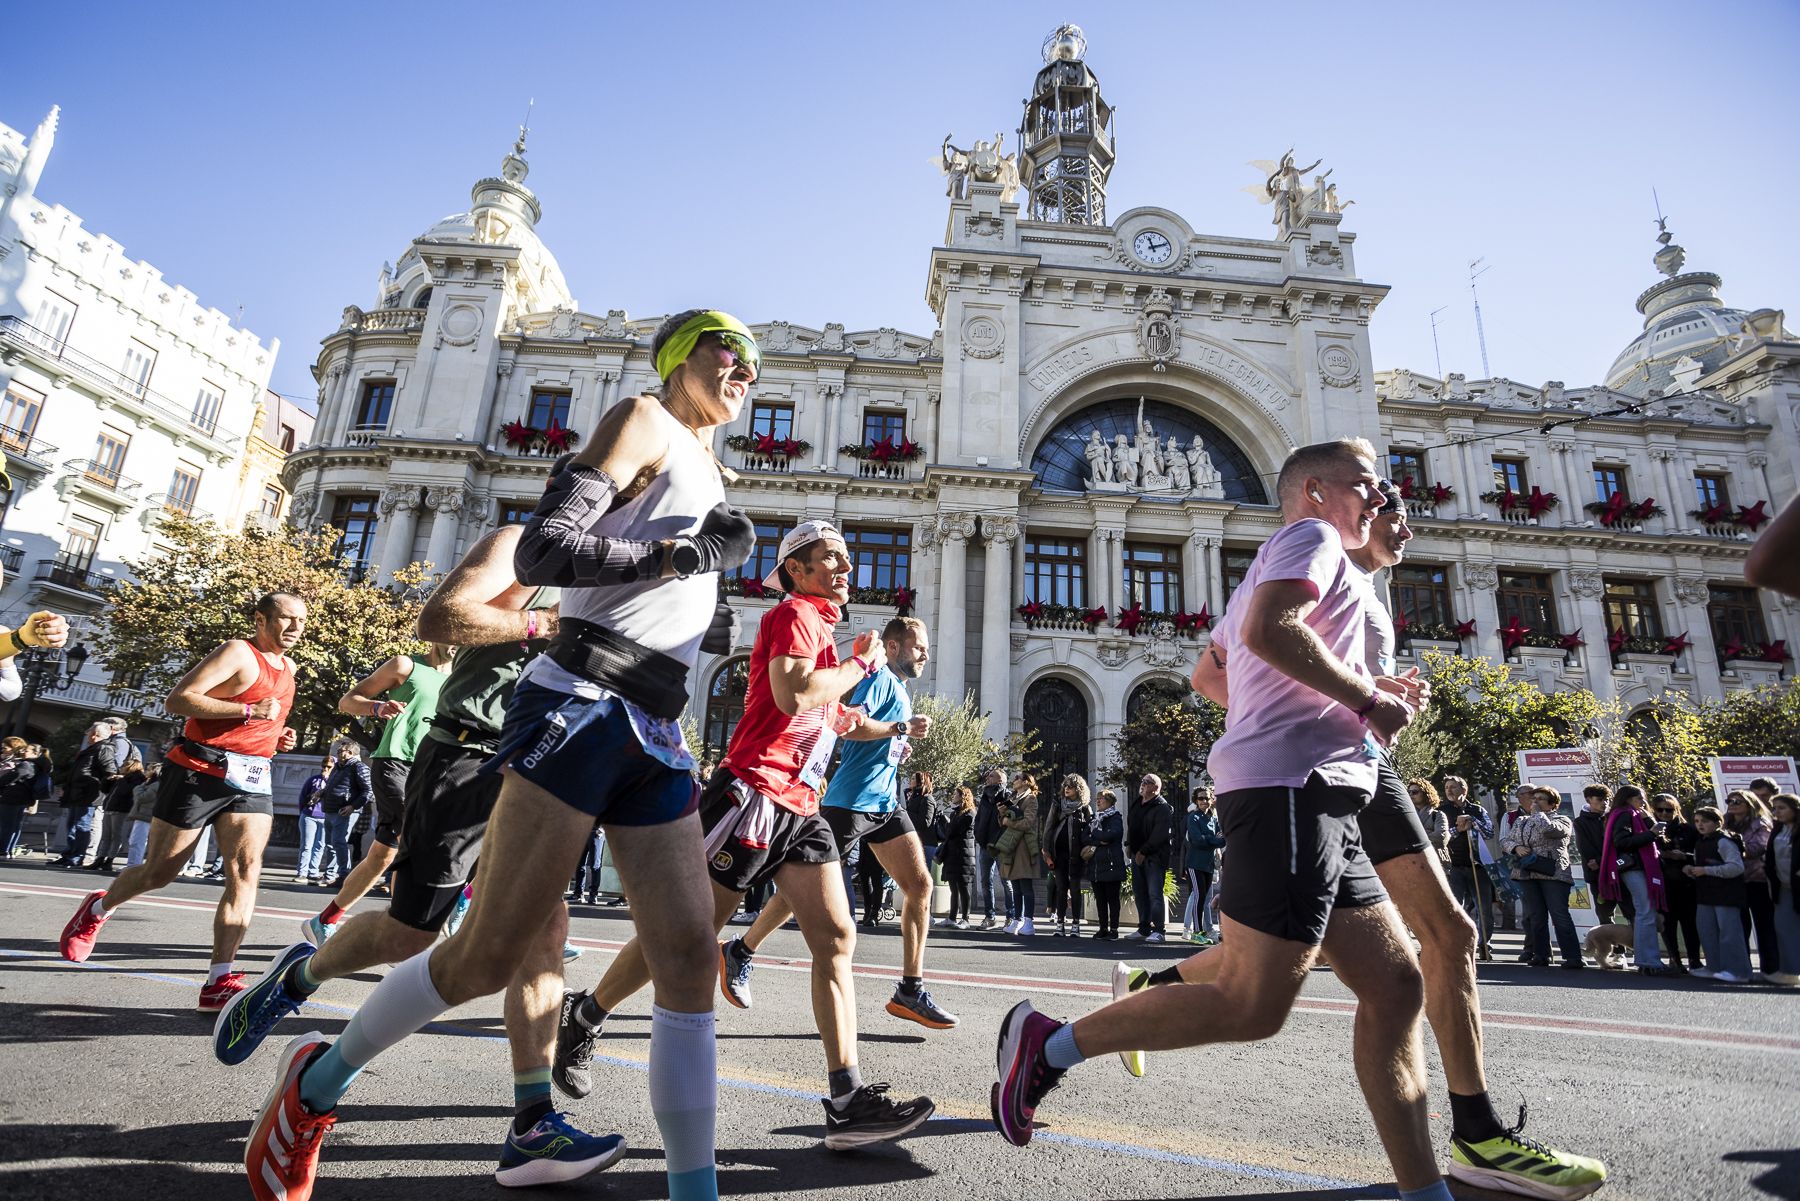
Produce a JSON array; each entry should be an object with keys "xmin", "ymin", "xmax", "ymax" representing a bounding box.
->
[
  {"xmin": 8, "ymin": 879, "xmax": 1796, "ymax": 1054},
  {"xmin": 0, "ymin": 944, "xmax": 1366, "ymax": 1192}
]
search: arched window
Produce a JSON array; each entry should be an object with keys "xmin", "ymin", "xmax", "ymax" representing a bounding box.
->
[
  {"xmin": 1023, "ymin": 677, "xmax": 1090, "ymax": 786},
  {"xmin": 1126, "ymin": 676, "xmax": 1189, "ymax": 722},
  {"xmin": 411, "ymin": 286, "xmax": 434, "ymax": 310},
  {"xmin": 1030, "ymin": 396, "xmax": 1268, "ymax": 502},
  {"xmin": 702, "ymin": 658, "xmax": 750, "ymax": 761}
]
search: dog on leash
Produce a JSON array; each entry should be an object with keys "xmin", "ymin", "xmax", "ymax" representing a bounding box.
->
[{"xmin": 1585, "ymin": 922, "xmax": 1635, "ymax": 968}]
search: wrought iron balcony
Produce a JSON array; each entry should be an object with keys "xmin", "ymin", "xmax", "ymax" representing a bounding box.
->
[
  {"xmin": 63, "ymin": 458, "xmax": 143, "ymax": 500},
  {"xmin": 0, "ymin": 545, "xmax": 22, "ymax": 574},
  {"xmin": 33, "ymin": 558, "xmax": 108, "ymax": 595},
  {"xmin": 0, "ymin": 425, "xmax": 58, "ymax": 471}
]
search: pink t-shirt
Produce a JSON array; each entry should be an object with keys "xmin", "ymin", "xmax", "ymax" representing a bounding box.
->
[{"xmin": 1206, "ymin": 518, "xmax": 1382, "ymax": 795}]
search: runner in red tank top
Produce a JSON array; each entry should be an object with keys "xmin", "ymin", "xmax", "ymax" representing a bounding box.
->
[{"xmin": 60, "ymin": 591, "xmax": 307, "ymax": 1013}]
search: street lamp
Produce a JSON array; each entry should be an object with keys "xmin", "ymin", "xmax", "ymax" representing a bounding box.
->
[{"xmin": 8, "ymin": 641, "xmax": 89, "ymax": 737}]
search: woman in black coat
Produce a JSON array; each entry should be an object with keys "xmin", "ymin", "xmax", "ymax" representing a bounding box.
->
[
  {"xmin": 1086, "ymin": 788, "xmax": 1128, "ymax": 939},
  {"xmin": 936, "ymin": 786, "xmax": 979, "ymax": 928}
]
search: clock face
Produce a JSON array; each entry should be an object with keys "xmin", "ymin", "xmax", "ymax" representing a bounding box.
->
[{"xmin": 1133, "ymin": 230, "xmax": 1174, "ymax": 265}]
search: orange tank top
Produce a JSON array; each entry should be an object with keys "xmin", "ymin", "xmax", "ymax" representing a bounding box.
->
[{"xmin": 169, "ymin": 640, "xmax": 296, "ymax": 774}]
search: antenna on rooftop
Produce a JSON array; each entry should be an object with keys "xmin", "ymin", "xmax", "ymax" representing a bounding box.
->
[
  {"xmin": 1429, "ymin": 306, "xmax": 1448, "ymax": 379},
  {"xmin": 1468, "ymin": 258, "xmax": 1492, "ymax": 378}
]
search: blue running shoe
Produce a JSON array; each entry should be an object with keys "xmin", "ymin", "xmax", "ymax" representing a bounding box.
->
[
  {"xmin": 562, "ymin": 941, "xmax": 583, "ymax": 963},
  {"xmin": 443, "ymin": 889, "xmax": 472, "ymax": 939},
  {"xmin": 301, "ymin": 915, "xmax": 336, "ymax": 946},
  {"xmin": 214, "ymin": 941, "xmax": 314, "ymax": 1066},
  {"xmin": 495, "ymin": 1112, "xmax": 625, "ymax": 1187}
]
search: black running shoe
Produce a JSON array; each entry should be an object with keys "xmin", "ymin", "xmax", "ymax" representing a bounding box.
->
[
  {"xmin": 821, "ymin": 1083, "xmax": 935, "ymax": 1150},
  {"xmin": 553, "ymin": 990, "xmax": 599, "ymax": 1100}
]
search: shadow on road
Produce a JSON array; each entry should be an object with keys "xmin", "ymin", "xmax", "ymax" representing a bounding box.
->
[{"xmin": 1723, "ymin": 1148, "xmax": 1800, "ymax": 1200}]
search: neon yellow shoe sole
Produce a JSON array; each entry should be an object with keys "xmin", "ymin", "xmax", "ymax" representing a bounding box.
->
[
  {"xmin": 1109, "ymin": 964, "xmax": 1148, "ymax": 1078},
  {"xmin": 1449, "ymin": 1132, "xmax": 1607, "ymax": 1200}
]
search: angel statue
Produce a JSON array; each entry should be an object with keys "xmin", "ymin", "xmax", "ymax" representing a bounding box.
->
[
  {"xmin": 940, "ymin": 135, "xmax": 971, "ymax": 199},
  {"xmin": 1244, "ymin": 148, "xmax": 1322, "ymax": 234}
]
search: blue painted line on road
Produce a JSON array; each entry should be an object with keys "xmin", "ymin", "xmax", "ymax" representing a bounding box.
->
[{"xmin": 3, "ymin": 944, "xmax": 1377, "ymax": 1194}]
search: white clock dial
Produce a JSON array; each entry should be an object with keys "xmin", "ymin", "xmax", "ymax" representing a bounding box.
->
[{"xmin": 1133, "ymin": 230, "xmax": 1174, "ymax": 265}]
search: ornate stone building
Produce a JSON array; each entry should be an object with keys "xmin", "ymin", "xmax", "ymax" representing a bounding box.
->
[
  {"xmin": 286, "ymin": 26, "xmax": 1796, "ymax": 783},
  {"xmin": 0, "ymin": 107, "xmax": 300, "ymax": 737}
]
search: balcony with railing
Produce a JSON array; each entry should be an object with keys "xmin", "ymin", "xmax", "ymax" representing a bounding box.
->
[
  {"xmin": 350, "ymin": 307, "xmax": 427, "ymax": 334},
  {"xmin": 853, "ymin": 460, "xmax": 914, "ymax": 482},
  {"xmin": 0, "ymin": 425, "xmax": 59, "ymax": 473},
  {"xmin": 346, "ymin": 422, "xmax": 389, "ymax": 448},
  {"xmin": 0, "ymin": 545, "xmax": 23, "ymax": 574},
  {"xmin": 0, "ymin": 316, "xmax": 238, "ymax": 446},
  {"xmin": 734, "ymin": 451, "xmax": 800, "ymax": 475},
  {"xmin": 33, "ymin": 558, "xmax": 110, "ymax": 598},
  {"xmin": 62, "ymin": 458, "xmax": 143, "ymax": 507}
]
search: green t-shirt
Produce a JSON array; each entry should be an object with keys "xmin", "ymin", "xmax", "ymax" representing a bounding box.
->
[{"xmin": 373, "ymin": 655, "xmax": 448, "ymax": 762}]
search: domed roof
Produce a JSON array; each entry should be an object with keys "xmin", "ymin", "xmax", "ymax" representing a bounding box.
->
[{"xmin": 1604, "ymin": 226, "xmax": 1749, "ymax": 398}]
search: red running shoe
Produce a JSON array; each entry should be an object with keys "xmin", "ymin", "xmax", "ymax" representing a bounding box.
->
[
  {"xmin": 198, "ymin": 971, "xmax": 247, "ymax": 1012},
  {"xmin": 991, "ymin": 1000, "xmax": 1066, "ymax": 1147},
  {"xmin": 59, "ymin": 889, "xmax": 109, "ymax": 962},
  {"xmin": 246, "ymin": 1033, "xmax": 338, "ymax": 1201}
]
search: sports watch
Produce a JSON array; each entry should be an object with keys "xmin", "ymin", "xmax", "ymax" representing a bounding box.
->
[{"xmin": 669, "ymin": 537, "xmax": 702, "ymax": 579}]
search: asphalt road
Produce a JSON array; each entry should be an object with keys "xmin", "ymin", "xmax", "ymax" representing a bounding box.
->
[{"xmin": 2, "ymin": 858, "xmax": 1797, "ymax": 1201}]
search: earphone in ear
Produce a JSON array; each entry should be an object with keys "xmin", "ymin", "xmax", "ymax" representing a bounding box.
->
[{"xmin": 1309, "ymin": 489, "xmax": 1324, "ymax": 503}]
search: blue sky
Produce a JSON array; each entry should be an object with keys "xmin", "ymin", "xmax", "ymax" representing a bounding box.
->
[{"xmin": 11, "ymin": 1, "xmax": 1799, "ymax": 406}]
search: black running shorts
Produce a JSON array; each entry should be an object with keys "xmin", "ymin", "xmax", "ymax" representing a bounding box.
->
[
  {"xmin": 821, "ymin": 805, "xmax": 916, "ymax": 854},
  {"xmin": 1358, "ymin": 755, "xmax": 1432, "ymax": 866},
  {"xmin": 369, "ymin": 757, "xmax": 411, "ymax": 848},
  {"xmin": 151, "ymin": 764, "xmax": 274, "ymax": 830},
  {"xmin": 1216, "ymin": 772, "xmax": 1387, "ymax": 946},
  {"xmin": 387, "ymin": 736, "xmax": 501, "ymax": 932},
  {"xmin": 698, "ymin": 767, "xmax": 838, "ymax": 896}
]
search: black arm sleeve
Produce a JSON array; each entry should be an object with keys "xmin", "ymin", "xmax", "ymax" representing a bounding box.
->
[{"xmin": 513, "ymin": 464, "xmax": 665, "ymax": 588}]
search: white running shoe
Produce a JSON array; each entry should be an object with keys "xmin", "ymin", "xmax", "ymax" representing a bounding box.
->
[
  {"xmin": 1122, "ymin": 930, "xmax": 1147, "ymax": 941},
  {"xmin": 1711, "ymin": 971, "xmax": 1749, "ymax": 984},
  {"xmin": 952, "ymin": 918, "xmax": 970, "ymax": 929},
  {"xmin": 1018, "ymin": 920, "xmax": 1036, "ymax": 937},
  {"xmin": 1146, "ymin": 931, "xmax": 1165, "ymax": 943}
]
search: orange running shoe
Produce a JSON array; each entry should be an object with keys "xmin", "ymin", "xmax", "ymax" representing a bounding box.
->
[{"xmin": 246, "ymin": 1033, "xmax": 338, "ymax": 1201}]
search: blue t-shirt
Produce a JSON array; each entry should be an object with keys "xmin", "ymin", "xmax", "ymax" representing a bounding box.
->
[{"xmin": 825, "ymin": 667, "xmax": 911, "ymax": 814}]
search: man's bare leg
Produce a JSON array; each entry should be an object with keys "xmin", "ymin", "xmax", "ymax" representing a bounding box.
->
[
  {"xmin": 308, "ymin": 911, "xmax": 438, "ymax": 979},
  {"xmin": 324, "ymin": 840, "xmax": 399, "ymax": 914},
  {"xmin": 735, "ymin": 890, "xmax": 792, "ymax": 954},
  {"xmin": 870, "ymin": 834, "xmax": 931, "ymax": 980},
  {"xmin": 773, "ymin": 858, "xmax": 859, "ymax": 1072},
  {"xmin": 99, "ymin": 817, "xmax": 204, "ymax": 910},
  {"xmin": 210, "ymin": 812, "xmax": 271, "ymax": 966},
  {"xmin": 589, "ymin": 877, "xmax": 743, "ymax": 1010},
  {"xmin": 504, "ymin": 898, "xmax": 572, "ymax": 1076},
  {"xmin": 1319, "ymin": 901, "xmax": 1436, "ymax": 1192}
]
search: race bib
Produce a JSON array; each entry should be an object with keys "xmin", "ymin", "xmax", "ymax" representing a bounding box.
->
[
  {"xmin": 222, "ymin": 750, "xmax": 273, "ymax": 795},
  {"xmin": 798, "ymin": 728, "xmax": 840, "ymax": 793},
  {"xmin": 887, "ymin": 736, "xmax": 911, "ymax": 767},
  {"xmin": 622, "ymin": 700, "xmax": 696, "ymax": 771}
]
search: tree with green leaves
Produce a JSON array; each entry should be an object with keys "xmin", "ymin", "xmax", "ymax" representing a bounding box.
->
[
  {"xmin": 94, "ymin": 515, "xmax": 431, "ymax": 749},
  {"xmin": 903, "ymin": 692, "xmax": 990, "ymax": 797},
  {"xmin": 1703, "ymin": 683, "xmax": 1800, "ymax": 761},
  {"xmin": 1103, "ymin": 686, "xmax": 1226, "ymax": 798}
]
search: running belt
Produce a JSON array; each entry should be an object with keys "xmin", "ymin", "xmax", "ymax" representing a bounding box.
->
[{"xmin": 546, "ymin": 616, "xmax": 690, "ymax": 719}]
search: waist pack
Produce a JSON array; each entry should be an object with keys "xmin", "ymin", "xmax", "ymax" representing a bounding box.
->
[{"xmin": 546, "ymin": 617, "xmax": 690, "ymax": 721}]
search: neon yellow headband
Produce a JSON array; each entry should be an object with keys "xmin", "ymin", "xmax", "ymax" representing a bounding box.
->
[{"xmin": 654, "ymin": 310, "xmax": 760, "ymax": 382}]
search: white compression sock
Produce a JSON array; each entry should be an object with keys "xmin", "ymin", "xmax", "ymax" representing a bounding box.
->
[
  {"xmin": 298, "ymin": 947, "xmax": 451, "ymax": 1113},
  {"xmin": 649, "ymin": 1005, "xmax": 718, "ymax": 1201},
  {"xmin": 207, "ymin": 963, "xmax": 234, "ymax": 985}
]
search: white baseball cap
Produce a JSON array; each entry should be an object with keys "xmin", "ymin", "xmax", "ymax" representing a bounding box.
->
[{"xmin": 762, "ymin": 520, "xmax": 845, "ymax": 590}]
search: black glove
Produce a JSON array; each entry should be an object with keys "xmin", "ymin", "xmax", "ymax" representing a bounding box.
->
[
  {"xmin": 701, "ymin": 603, "xmax": 740, "ymax": 655},
  {"xmin": 689, "ymin": 504, "xmax": 757, "ymax": 574}
]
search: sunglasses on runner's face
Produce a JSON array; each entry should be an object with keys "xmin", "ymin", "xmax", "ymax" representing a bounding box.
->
[{"xmin": 705, "ymin": 331, "xmax": 759, "ymax": 379}]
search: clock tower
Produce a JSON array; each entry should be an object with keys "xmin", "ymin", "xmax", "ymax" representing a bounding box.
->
[{"xmin": 1018, "ymin": 24, "xmax": 1115, "ymax": 226}]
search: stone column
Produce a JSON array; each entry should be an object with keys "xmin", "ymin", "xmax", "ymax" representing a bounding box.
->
[
  {"xmin": 1205, "ymin": 537, "xmax": 1225, "ymax": 617},
  {"xmin": 1546, "ymin": 439, "xmax": 1581, "ymax": 526},
  {"xmin": 1565, "ymin": 569, "xmax": 1614, "ymax": 699},
  {"xmin": 1463, "ymin": 562, "xmax": 1502, "ymax": 659},
  {"xmin": 1184, "ymin": 531, "xmax": 1205, "ymax": 616},
  {"xmin": 1095, "ymin": 529, "xmax": 1121, "ymax": 614},
  {"xmin": 376, "ymin": 486, "xmax": 422, "ymax": 581},
  {"xmin": 1650, "ymin": 448, "xmax": 1684, "ymax": 532},
  {"xmin": 923, "ymin": 389, "xmax": 941, "ymax": 464},
  {"xmin": 422, "ymin": 488, "xmax": 467, "ymax": 577},
  {"xmin": 812, "ymin": 385, "xmax": 840, "ymax": 472},
  {"xmin": 1672, "ymin": 575, "xmax": 1723, "ymax": 696},
  {"xmin": 912, "ymin": 519, "xmax": 942, "ymax": 693},
  {"xmin": 934, "ymin": 514, "xmax": 976, "ymax": 704},
  {"xmin": 980, "ymin": 516, "xmax": 1019, "ymax": 732}
]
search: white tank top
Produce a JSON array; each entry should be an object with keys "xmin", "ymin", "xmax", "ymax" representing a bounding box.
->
[{"xmin": 562, "ymin": 404, "xmax": 724, "ymax": 671}]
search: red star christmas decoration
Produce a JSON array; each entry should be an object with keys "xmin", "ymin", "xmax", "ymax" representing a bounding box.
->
[
  {"xmin": 1763, "ymin": 639, "xmax": 1791, "ymax": 664},
  {"xmin": 541, "ymin": 420, "xmax": 577, "ymax": 453},
  {"xmin": 738, "ymin": 575, "xmax": 767, "ymax": 599},
  {"xmin": 869, "ymin": 436, "xmax": 898, "ymax": 462},
  {"xmin": 1719, "ymin": 637, "xmax": 1748, "ymax": 661},
  {"xmin": 781, "ymin": 437, "xmax": 807, "ymax": 458},
  {"xmin": 1499, "ymin": 615, "xmax": 1532, "ymax": 652},
  {"xmin": 1431, "ymin": 483, "xmax": 1456, "ymax": 505},
  {"xmin": 1737, "ymin": 500, "xmax": 1770, "ymax": 530},
  {"xmin": 1596, "ymin": 493, "xmax": 1631, "ymax": 527},
  {"xmin": 1116, "ymin": 604, "xmax": 1147, "ymax": 636},
  {"xmin": 1396, "ymin": 476, "xmax": 1417, "ymax": 500},
  {"xmin": 1630, "ymin": 497, "xmax": 1659, "ymax": 521},
  {"xmin": 1081, "ymin": 605, "xmax": 1108, "ymax": 629},
  {"xmin": 1170, "ymin": 604, "xmax": 1212, "ymax": 634},
  {"xmin": 1453, "ymin": 618, "xmax": 1477, "ymax": 640},
  {"xmin": 1017, "ymin": 600, "xmax": 1045, "ymax": 623},
  {"xmin": 893, "ymin": 587, "xmax": 916, "ymax": 616},
  {"xmin": 1661, "ymin": 631, "xmax": 1692, "ymax": 657},
  {"xmin": 1557, "ymin": 631, "xmax": 1585, "ymax": 652},
  {"xmin": 499, "ymin": 419, "xmax": 534, "ymax": 449},
  {"xmin": 1607, "ymin": 627, "xmax": 1629, "ymax": 654},
  {"xmin": 1525, "ymin": 487, "xmax": 1559, "ymax": 518},
  {"xmin": 754, "ymin": 432, "xmax": 779, "ymax": 455},
  {"xmin": 1173, "ymin": 610, "xmax": 1199, "ymax": 633},
  {"xmin": 1495, "ymin": 488, "xmax": 1520, "ymax": 511},
  {"xmin": 1695, "ymin": 500, "xmax": 1733, "ymax": 525},
  {"xmin": 1393, "ymin": 611, "xmax": 1411, "ymax": 636},
  {"xmin": 898, "ymin": 437, "xmax": 921, "ymax": 459}
]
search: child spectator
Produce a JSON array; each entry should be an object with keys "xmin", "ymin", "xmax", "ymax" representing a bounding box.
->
[{"xmin": 1685, "ymin": 805, "xmax": 1752, "ymax": 984}]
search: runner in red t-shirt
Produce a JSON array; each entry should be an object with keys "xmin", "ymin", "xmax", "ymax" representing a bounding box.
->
[
  {"xmin": 558, "ymin": 520, "xmax": 936, "ymax": 1150},
  {"xmin": 59, "ymin": 590, "xmax": 305, "ymax": 1011}
]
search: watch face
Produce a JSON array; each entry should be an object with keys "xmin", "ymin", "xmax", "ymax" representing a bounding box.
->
[{"xmin": 1133, "ymin": 230, "xmax": 1174, "ymax": 265}]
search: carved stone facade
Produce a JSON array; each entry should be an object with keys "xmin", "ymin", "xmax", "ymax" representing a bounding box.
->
[{"xmin": 283, "ymin": 31, "xmax": 1795, "ymax": 778}]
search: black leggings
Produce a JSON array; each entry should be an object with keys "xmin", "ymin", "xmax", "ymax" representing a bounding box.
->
[
  {"xmin": 947, "ymin": 876, "xmax": 971, "ymax": 921},
  {"xmin": 1048, "ymin": 869, "xmax": 1085, "ymax": 923},
  {"xmin": 1743, "ymin": 881, "xmax": 1780, "ymax": 974},
  {"xmin": 1093, "ymin": 880, "xmax": 1122, "ymax": 934}
]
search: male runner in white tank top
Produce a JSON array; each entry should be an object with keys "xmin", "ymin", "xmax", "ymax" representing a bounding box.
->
[{"xmin": 244, "ymin": 311, "xmax": 756, "ymax": 1201}]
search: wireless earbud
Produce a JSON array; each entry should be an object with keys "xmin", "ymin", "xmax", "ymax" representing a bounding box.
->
[{"xmin": 1309, "ymin": 489, "xmax": 1324, "ymax": 503}]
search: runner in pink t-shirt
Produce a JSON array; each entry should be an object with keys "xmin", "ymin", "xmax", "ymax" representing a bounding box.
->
[{"xmin": 992, "ymin": 438, "xmax": 1454, "ymax": 1201}]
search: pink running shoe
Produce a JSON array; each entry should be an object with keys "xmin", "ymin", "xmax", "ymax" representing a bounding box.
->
[
  {"xmin": 198, "ymin": 971, "xmax": 248, "ymax": 1012},
  {"xmin": 991, "ymin": 1000, "xmax": 1066, "ymax": 1147},
  {"xmin": 59, "ymin": 889, "xmax": 109, "ymax": 962}
]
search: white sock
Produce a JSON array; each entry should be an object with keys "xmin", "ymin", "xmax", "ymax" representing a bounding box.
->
[
  {"xmin": 649, "ymin": 1005, "xmax": 717, "ymax": 1190},
  {"xmin": 90, "ymin": 895, "xmax": 110, "ymax": 919},
  {"xmin": 207, "ymin": 962, "xmax": 234, "ymax": 985}
]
